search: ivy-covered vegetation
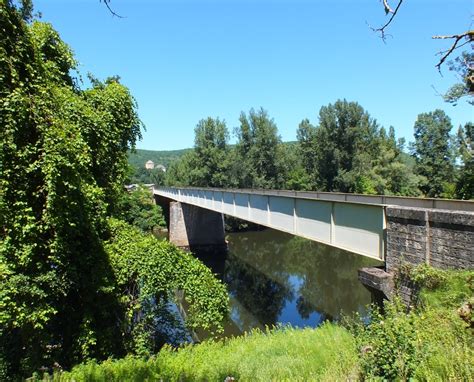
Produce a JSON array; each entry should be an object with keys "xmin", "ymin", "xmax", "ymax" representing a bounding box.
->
[
  {"xmin": 105, "ymin": 219, "xmax": 228, "ymax": 348},
  {"xmin": 32, "ymin": 266, "xmax": 473, "ymax": 381},
  {"xmin": 0, "ymin": 2, "xmax": 227, "ymax": 380}
]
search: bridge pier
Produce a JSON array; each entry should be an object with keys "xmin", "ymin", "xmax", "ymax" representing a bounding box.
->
[
  {"xmin": 168, "ymin": 201, "xmax": 227, "ymax": 253},
  {"xmin": 153, "ymin": 187, "xmax": 473, "ymax": 306}
]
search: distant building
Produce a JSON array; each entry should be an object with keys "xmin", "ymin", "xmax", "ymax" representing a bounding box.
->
[
  {"xmin": 145, "ymin": 160, "xmax": 154, "ymax": 169},
  {"xmin": 156, "ymin": 164, "xmax": 166, "ymax": 172}
]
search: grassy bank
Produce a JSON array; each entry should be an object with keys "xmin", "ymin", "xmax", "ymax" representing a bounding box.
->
[
  {"xmin": 39, "ymin": 324, "xmax": 358, "ymax": 381},
  {"xmin": 35, "ymin": 266, "xmax": 473, "ymax": 381}
]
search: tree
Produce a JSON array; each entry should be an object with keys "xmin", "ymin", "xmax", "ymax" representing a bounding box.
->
[
  {"xmin": 0, "ymin": 4, "xmax": 131, "ymax": 375},
  {"xmin": 296, "ymin": 101, "xmax": 421, "ymax": 196},
  {"xmin": 371, "ymin": 126, "xmax": 422, "ymax": 196},
  {"xmin": 411, "ymin": 110, "xmax": 456, "ymax": 197},
  {"xmin": 455, "ymin": 122, "xmax": 474, "ymax": 199},
  {"xmin": 116, "ymin": 186, "xmax": 166, "ymax": 232},
  {"xmin": 165, "ymin": 117, "xmax": 231, "ymax": 188},
  {"xmin": 443, "ymin": 51, "xmax": 474, "ymax": 106},
  {"xmin": 234, "ymin": 108, "xmax": 287, "ymax": 189},
  {"xmin": 312, "ymin": 100, "xmax": 381, "ymax": 193},
  {"xmin": 296, "ymin": 119, "xmax": 318, "ymax": 189},
  {"xmin": 191, "ymin": 117, "xmax": 231, "ymax": 187}
]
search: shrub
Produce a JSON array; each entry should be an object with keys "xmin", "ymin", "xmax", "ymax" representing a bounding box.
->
[
  {"xmin": 349, "ymin": 266, "xmax": 474, "ymax": 381},
  {"xmin": 105, "ymin": 219, "xmax": 229, "ymax": 355}
]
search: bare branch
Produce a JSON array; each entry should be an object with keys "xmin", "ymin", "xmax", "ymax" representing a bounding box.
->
[
  {"xmin": 383, "ymin": 0, "xmax": 394, "ymax": 15},
  {"xmin": 100, "ymin": 0, "xmax": 124, "ymax": 18},
  {"xmin": 371, "ymin": 0, "xmax": 404, "ymax": 41},
  {"xmin": 433, "ymin": 31, "xmax": 474, "ymax": 70}
]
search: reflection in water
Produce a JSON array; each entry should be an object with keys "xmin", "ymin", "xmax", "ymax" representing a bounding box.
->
[{"xmin": 213, "ymin": 228, "xmax": 382, "ymax": 336}]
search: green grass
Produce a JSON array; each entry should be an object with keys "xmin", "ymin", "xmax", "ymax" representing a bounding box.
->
[
  {"xmin": 35, "ymin": 266, "xmax": 473, "ymax": 381},
  {"xmin": 40, "ymin": 324, "xmax": 358, "ymax": 381},
  {"xmin": 350, "ymin": 265, "xmax": 474, "ymax": 381}
]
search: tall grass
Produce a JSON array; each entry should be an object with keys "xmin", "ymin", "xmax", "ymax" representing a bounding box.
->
[
  {"xmin": 35, "ymin": 266, "xmax": 473, "ymax": 381},
  {"xmin": 39, "ymin": 324, "xmax": 358, "ymax": 381}
]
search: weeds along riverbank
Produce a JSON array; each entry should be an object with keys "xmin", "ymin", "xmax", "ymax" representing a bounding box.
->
[{"xmin": 32, "ymin": 265, "xmax": 473, "ymax": 381}]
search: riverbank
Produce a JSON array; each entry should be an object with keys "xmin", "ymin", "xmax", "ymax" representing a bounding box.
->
[
  {"xmin": 33, "ymin": 266, "xmax": 473, "ymax": 381},
  {"xmin": 33, "ymin": 324, "xmax": 358, "ymax": 381}
]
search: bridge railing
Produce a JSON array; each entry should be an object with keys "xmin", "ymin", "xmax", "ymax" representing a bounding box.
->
[
  {"xmin": 154, "ymin": 186, "xmax": 474, "ymax": 212},
  {"xmin": 154, "ymin": 186, "xmax": 387, "ymax": 259}
]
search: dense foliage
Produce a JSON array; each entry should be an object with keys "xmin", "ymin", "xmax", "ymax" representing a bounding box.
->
[
  {"xmin": 456, "ymin": 122, "xmax": 474, "ymax": 199},
  {"xmin": 117, "ymin": 186, "xmax": 166, "ymax": 231},
  {"xmin": 411, "ymin": 109, "xmax": 456, "ymax": 197},
  {"xmin": 1, "ymin": 2, "xmax": 139, "ymax": 376},
  {"xmin": 347, "ymin": 265, "xmax": 474, "ymax": 380},
  {"xmin": 165, "ymin": 100, "xmax": 471, "ymax": 199},
  {"xmin": 443, "ymin": 51, "xmax": 474, "ymax": 106},
  {"xmin": 0, "ymin": 2, "xmax": 227, "ymax": 379},
  {"xmin": 105, "ymin": 219, "xmax": 228, "ymax": 355}
]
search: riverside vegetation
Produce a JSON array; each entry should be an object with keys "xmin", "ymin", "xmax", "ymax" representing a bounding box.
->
[
  {"xmin": 33, "ymin": 266, "xmax": 474, "ymax": 381},
  {"xmin": 0, "ymin": 2, "xmax": 226, "ymax": 379},
  {"xmin": 1, "ymin": 1, "xmax": 473, "ymax": 381}
]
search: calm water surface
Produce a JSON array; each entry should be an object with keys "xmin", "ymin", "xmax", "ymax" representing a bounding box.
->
[{"xmin": 196, "ymin": 228, "xmax": 383, "ymax": 338}]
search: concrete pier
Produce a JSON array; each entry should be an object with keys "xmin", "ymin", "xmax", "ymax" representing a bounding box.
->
[{"xmin": 168, "ymin": 201, "xmax": 227, "ymax": 253}]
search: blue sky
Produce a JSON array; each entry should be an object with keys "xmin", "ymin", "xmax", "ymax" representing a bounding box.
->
[{"xmin": 34, "ymin": 0, "xmax": 473, "ymax": 150}]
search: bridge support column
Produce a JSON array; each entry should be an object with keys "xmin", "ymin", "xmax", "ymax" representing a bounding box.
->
[{"xmin": 169, "ymin": 201, "xmax": 227, "ymax": 253}]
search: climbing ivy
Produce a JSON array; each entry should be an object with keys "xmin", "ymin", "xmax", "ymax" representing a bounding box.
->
[
  {"xmin": 0, "ymin": 2, "xmax": 140, "ymax": 378},
  {"xmin": 105, "ymin": 219, "xmax": 229, "ymax": 355},
  {"xmin": 0, "ymin": 2, "xmax": 228, "ymax": 379}
]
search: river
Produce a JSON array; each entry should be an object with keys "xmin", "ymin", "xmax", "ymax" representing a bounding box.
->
[{"xmin": 192, "ymin": 227, "xmax": 383, "ymax": 339}]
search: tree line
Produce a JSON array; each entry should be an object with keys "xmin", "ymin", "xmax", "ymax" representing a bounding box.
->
[{"xmin": 165, "ymin": 102, "xmax": 473, "ymax": 200}]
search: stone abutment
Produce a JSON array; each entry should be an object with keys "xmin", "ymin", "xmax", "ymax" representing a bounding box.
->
[{"xmin": 359, "ymin": 206, "xmax": 474, "ymax": 305}]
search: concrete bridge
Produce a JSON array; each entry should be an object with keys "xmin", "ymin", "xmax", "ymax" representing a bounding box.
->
[{"xmin": 154, "ymin": 187, "xmax": 474, "ymax": 301}]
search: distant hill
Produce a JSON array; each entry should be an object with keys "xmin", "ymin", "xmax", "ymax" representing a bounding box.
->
[
  {"xmin": 128, "ymin": 148, "xmax": 191, "ymax": 169},
  {"xmin": 128, "ymin": 142, "xmax": 300, "ymax": 170}
]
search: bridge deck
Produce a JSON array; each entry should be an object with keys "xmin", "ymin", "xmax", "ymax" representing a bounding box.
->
[
  {"xmin": 154, "ymin": 187, "xmax": 473, "ymax": 261},
  {"xmin": 155, "ymin": 187, "xmax": 474, "ymax": 261}
]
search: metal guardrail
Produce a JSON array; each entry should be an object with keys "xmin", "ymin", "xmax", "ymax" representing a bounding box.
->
[{"xmin": 154, "ymin": 186, "xmax": 474, "ymax": 212}]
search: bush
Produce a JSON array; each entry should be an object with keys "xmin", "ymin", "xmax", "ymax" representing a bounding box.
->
[
  {"xmin": 348, "ymin": 266, "xmax": 474, "ymax": 381},
  {"xmin": 116, "ymin": 186, "xmax": 166, "ymax": 232},
  {"xmin": 105, "ymin": 219, "xmax": 229, "ymax": 355}
]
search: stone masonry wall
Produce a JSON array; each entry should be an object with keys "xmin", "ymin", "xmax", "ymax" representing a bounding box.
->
[{"xmin": 386, "ymin": 206, "xmax": 474, "ymax": 273}]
